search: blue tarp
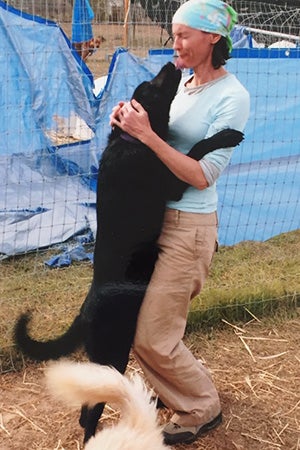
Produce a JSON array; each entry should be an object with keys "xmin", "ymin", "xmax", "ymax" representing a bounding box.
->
[
  {"xmin": 0, "ymin": 1, "xmax": 299, "ymax": 257},
  {"xmin": 231, "ymin": 25, "xmax": 253, "ymax": 49},
  {"xmin": 72, "ymin": 0, "xmax": 94, "ymax": 44},
  {"xmin": 0, "ymin": 1, "xmax": 96, "ymax": 157},
  {"xmin": 0, "ymin": 1, "xmax": 100, "ymax": 256},
  {"xmin": 219, "ymin": 49, "xmax": 300, "ymax": 244},
  {"xmin": 99, "ymin": 48, "xmax": 300, "ymax": 247}
]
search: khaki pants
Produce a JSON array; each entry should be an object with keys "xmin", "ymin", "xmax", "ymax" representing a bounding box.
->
[{"xmin": 133, "ymin": 208, "xmax": 221, "ymax": 427}]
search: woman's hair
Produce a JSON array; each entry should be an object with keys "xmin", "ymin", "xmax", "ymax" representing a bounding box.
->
[{"xmin": 212, "ymin": 36, "xmax": 230, "ymax": 69}]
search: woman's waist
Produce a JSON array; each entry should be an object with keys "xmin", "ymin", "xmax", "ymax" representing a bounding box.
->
[
  {"xmin": 163, "ymin": 207, "xmax": 218, "ymax": 226},
  {"xmin": 167, "ymin": 184, "xmax": 218, "ymax": 216}
]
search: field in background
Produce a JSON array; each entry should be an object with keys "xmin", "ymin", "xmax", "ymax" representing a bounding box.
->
[{"xmin": 61, "ymin": 22, "xmax": 174, "ymax": 79}]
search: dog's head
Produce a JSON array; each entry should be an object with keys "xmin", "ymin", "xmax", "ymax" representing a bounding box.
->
[{"xmin": 132, "ymin": 62, "xmax": 182, "ymax": 139}]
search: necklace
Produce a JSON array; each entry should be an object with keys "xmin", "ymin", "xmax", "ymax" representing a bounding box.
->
[{"xmin": 184, "ymin": 73, "xmax": 230, "ymax": 95}]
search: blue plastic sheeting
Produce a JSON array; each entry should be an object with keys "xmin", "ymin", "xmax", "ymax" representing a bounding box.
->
[
  {"xmin": 0, "ymin": 150, "xmax": 97, "ymax": 255},
  {"xmin": 45, "ymin": 244, "xmax": 93, "ymax": 268},
  {"xmin": 218, "ymin": 156, "xmax": 299, "ymax": 245},
  {"xmin": 0, "ymin": 1, "xmax": 99, "ymax": 256},
  {"xmin": 44, "ymin": 47, "xmax": 300, "ymax": 265},
  {"xmin": 219, "ymin": 53, "xmax": 300, "ymax": 245},
  {"xmin": 103, "ymin": 48, "xmax": 299, "ymax": 246},
  {"xmin": 231, "ymin": 25, "xmax": 253, "ymax": 49},
  {"xmin": 72, "ymin": 0, "xmax": 94, "ymax": 44},
  {"xmin": 0, "ymin": 1, "xmax": 96, "ymax": 157},
  {"xmin": 0, "ymin": 0, "xmax": 299, "ymax": 257}
]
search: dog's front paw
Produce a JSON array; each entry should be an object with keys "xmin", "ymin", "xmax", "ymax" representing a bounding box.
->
[
  {"xmin": 213, "ymin": 129, "xmax": 244, "ymax": 148},
  {"xmin": 215, "ymin": 128, "xmax": 244, "ymax": 148}
]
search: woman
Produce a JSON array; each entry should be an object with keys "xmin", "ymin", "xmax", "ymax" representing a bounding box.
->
[{"xmin": 110, "ymin": 0, "xmax": 250, "ymax": 445}]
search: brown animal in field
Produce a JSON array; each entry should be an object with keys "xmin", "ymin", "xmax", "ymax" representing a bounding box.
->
[{"xmin": 74, "ymin": 35, "xmax": 106, "ymax": 61}]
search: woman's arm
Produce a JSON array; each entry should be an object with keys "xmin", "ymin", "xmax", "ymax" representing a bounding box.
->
[{"xmin": 110, "ymin": 99, "xmax": 209, "ymax": 191}]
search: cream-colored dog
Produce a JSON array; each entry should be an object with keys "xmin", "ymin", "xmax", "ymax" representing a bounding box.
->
[{"xmin": 45, "ymin": 361, "xmax": 168, "ymax": 450}]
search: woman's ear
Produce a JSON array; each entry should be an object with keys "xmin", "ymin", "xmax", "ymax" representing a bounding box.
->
[{"xmin": 210, "ymin": 33, "xmax": 222, "ymax": 45}]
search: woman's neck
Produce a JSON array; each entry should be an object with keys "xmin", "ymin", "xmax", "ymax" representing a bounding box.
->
[{"xmin": 186, "ymin": 66, "xmax": 227, "ymax": 87}]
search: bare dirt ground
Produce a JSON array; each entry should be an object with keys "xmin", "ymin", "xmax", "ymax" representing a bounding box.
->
[{"xmin": 1, "ymin": 316, "xmax": 299, "ymax": 450}]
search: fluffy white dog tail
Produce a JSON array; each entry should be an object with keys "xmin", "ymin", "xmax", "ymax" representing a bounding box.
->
[{"xmin": 45, "ymin": 360, "xmax": 159, "ymax": 431}]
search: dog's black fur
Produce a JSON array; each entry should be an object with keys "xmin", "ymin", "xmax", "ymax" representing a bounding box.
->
[{"xmin": 14, "ymin": 63, "xmax": 243, "ymax": 443}]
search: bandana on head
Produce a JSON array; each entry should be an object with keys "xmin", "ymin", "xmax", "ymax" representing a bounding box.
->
[{"xmin": 172, "ymin": 0, "xmax": 238, "ymax": 52}]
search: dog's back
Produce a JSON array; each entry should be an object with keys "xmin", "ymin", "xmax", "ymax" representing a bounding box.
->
[
  {"xmin": 13, "ymin": 63, "xmax": 183, "ymax": 361},
  {"xmin": 93, "ymin": 63, "xmax": 183, "ymax": 281},
  {"xmin": 46, "ymin": 361, "xmax": 167, "ymax": 450}
]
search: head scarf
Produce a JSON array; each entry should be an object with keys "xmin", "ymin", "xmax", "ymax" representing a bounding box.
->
[{"xmin": 172, "ymin": 0, "xmax": 238, "ymax": 52}]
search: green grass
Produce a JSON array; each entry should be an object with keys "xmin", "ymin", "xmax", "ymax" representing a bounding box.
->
[
  {"xmin": 188, "ymin": 230, "xmax": 300, "ymax": 329},
  {"xmin": 0, "ymin": 229, "xmax": 299, "ymax": 368}
]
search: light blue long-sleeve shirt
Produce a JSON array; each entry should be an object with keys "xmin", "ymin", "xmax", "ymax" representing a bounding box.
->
[{"xmin": 167, "ymin": 72, "xmax": 250, "ymax": 213}]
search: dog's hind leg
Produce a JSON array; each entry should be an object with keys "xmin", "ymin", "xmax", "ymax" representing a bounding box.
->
[
  {"xmin": 80, "ymin": 282, "xmax": 146, "ymax": 443},
  {"xmin": 77, "ymin": 283, "xmax": 144, "ymax": 442},
  {"xmin": 79, "ymin": 405, "xmax": 88, "ymax": 428},
  {"xmin": 80, "ymin": 352, "xmax": 131, "ymax": 443},
  {"xmin": 80, "ymin": 403, "xmax": 105, "ymax": 443}
]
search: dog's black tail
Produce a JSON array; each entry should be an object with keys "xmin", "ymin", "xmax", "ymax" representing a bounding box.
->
[{"xmin": 14, "ymin": 312, "xmax": 85, "ymax": 361}]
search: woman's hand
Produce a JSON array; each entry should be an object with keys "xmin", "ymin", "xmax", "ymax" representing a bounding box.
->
[
  {"xmin": 109, "ymin": 100, "xmax": 208, "ymax": 190},
  {"xmin": 109, "ymin": 99, "xmax": 152, "ymax": 143},
  {"xmin": 109, "ymin": 101, "xmax": 125, "ymax": 127}
]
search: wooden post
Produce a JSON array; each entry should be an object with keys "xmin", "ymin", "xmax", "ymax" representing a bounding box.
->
[{"xmin": 123, "ymin": 0, "xmax": 129, "ymax": 48}]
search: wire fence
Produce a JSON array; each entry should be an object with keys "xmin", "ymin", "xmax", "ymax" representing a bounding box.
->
[{"xmin": 0, "ymin": 0, "xmax": 299, "ymax": 324}]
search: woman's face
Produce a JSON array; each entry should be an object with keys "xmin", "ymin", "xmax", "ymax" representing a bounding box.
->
[{"xmin": 172, "ymin": 24, "xmax": 219, "ymax": 70}]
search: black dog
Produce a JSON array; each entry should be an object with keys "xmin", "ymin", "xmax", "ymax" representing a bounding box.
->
[{"xmin": 14, "ymin": 62, "xmax": 243, "ymax": 443}]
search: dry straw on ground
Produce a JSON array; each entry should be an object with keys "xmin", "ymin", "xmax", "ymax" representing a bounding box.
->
[
  {"xmin": 0, "ymin": 233, "xmax": 299, "ymax": 450},
  {"xmin": 1, "ymin": 232, "xmax": 299, "ymax": 449},
  {"xmin": 1, "ymin": 315, "xmax": 300, "ymax": 450}
]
